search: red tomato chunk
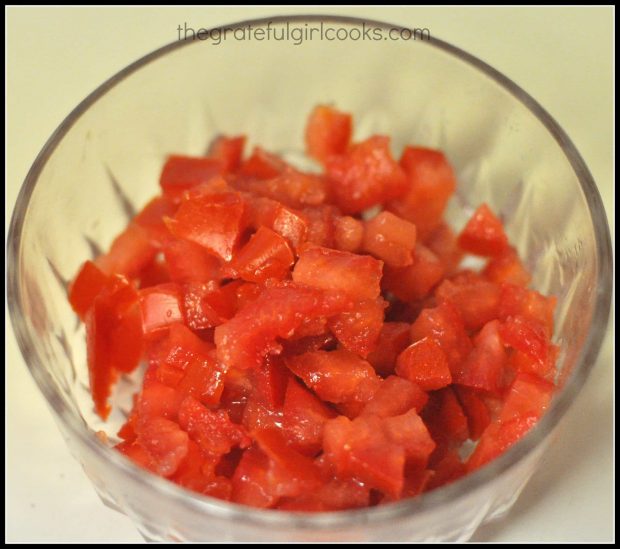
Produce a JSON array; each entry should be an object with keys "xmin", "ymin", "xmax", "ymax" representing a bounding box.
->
[{"xmin": 69, "ymin": 105, "xmax": 559, "ymax": 510}]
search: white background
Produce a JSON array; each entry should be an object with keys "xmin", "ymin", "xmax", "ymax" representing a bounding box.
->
[{"xmin": 6, "ymin": 6, "xmax": 614, "ymax": 543}]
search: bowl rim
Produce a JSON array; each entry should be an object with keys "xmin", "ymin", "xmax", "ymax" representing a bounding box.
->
[{"xmin": 7, "ymin": 13, "xmax": 613, "ymax": 529}]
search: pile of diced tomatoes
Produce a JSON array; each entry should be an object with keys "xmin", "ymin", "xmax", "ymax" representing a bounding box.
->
[{"xmin": 69, "ymin": 105, "xmax": 558, "ymax": 511}]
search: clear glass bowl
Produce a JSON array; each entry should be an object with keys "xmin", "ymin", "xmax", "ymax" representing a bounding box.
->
[{"xmin": 7, "ymin": 15, "xmax": 612, "ymax": 542}]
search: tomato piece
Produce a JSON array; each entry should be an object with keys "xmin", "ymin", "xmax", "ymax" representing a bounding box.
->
[
  {"xmin": 454, "ymin": 386, "xmax": 492, "ymax": 441},
  {"xmin": 95, "ymin": 223, "xmax": 158, "ymax": 279},
  {"xmin": 426, "ymin": 448, "xmax": 466, "ymax": 490},
  {"xmin": 483, "ymin": 247, "xmax": 531, "ymax": 287},
  {"xmin": 323, "ymin": 414, "xmax": 405, "ymax": 498},
  {"xmin": 366, "ymin": 322, "xmax": 411, "ymax": 376},
  {"xmin": 293, "ymin": 246, "xmax": 383, "ymax": 300},
  {"xmin": 254, "ymin": 356, "xmax": 291, "ymax": 410},
  {"xmin": 278, "ymin": 477, "xmax": 370, "ymax": 511},
  {"xmin": 133, "ymin": 196, "xmax": 177, "ymax": 247},
  {"xmin": 225, "ymin": 226, "xmax": 294, "ymax": 283},
  {"xmin": 178, "ymin": 396, "xmax": 250, "ymax": 457},
  {"xmin": 424, "ymin": 222, "xmax": 464, "ymax": 275},
  {"xmin": 498, "ymin": 372, "xmax": 555, "ymax": 425},
  {"xmin": 163, "ymin": 239, "xmax": 221, "ymax": 283},
  {"xmin": 160, "ymin": 155, "xmax": 225, "ymax": 202},
  {"xmin": 457, "ymin": 203, "xmax": 509, "ymax": 257},
  {"xmin": 215, "ymin": 284, "xmax": 330, "ymax": 370},
  {"xmin": 387, "ymin": 147, "xmax": 456, "ymax": 240},
  {"xmin": 135, "ymin": 417, "xmax": 189, "ymax": 477},
  {"xmin": 363, "ymin": 211, "xmax": 417, "ymax": 267},
  {"xmin": 435, "ymin": 271, "xmax": 501, "ymax": 331},
  {"xmin": 138, "ymin": 283, "xmax": 184, "ymax": 337},
  {"xmin": 498, "ymin": 283, "xmax": 556, "ymax": 336},
  {"xmin": 238, "ymin": 147, "xmax": 287, "ymax": 180},
  {"xmin": 396, "ymin": 337, "xmax": 452, "ymax": 391},
  {"xmin": 282, "ymin": 378, "xmax": 337, "ymax": 456},
  {"xmin": 422, "ymin": 387, "xmax": 469, "ymax": 447},
  {"xmin": 383, "ymin": 409, "xmax": 436, "ymax": 467},
  {"xmin": 302, "ymin": 205, "xmax": 339, "ymax": 248},
  {"xmin": 410, "ymin": 302, "xmax": 472, "ymax": 369},
  {"xmin": 382, "ymin": 245, "xmax": 444, "ymax": 302},
  {"xmin": 68, "ymin": 260, "xmax": 110, "ymax": 319},
  {"xmin": 85, "ymin": 276, "xmax": 143, "ymax": 419},
  {"xmin": 285, "ymin": 350, "xmax": 381, "ymax": 405},
  {"xmin": 305, "ymin": 105, "xmax": 352, "ymax": 164},
  {"xmin": 326, "ymin": 136, "xmax": 407, "ymax": 214},
  {"xmin": 361, "ymin": 376, "xmax": 428, "ymax": 418},
  {"xmin": 327, "ymin": 298, "xmax": 386, "ymax": 358},
  {"xmin": 451, "ymin": 320, "xmax": 507, "ymax": 393},
  {"xmin": 334, "ymin": 215, "xmax": 364, "ymax": 253},
  {"xmin": 208, "ymin": 135, "xmax": 246, "ymax": 173},
  {"xmin": 509, "ymin": 344, "xmax": 559, "ymax": 380},
  {"xmin": 499, "ymin": 315, "xmax": 550, "ymax": 365},
  {"xmin": 165, "ymin": 191, "xmax": 247, "ymax": 262}
]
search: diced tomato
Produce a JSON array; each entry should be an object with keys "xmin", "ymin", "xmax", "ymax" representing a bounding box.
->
[
  {"xmin": 396, "ymin": 337, "xmax": 452, "ymax": 391},
  {"xmin": 176, "ymin": 351, "xmax": 225, "ymax": 407},
  {"xmin": 301, "ymin": 205, "xmax": 339, "ymax": 248},
  {"xmin": 323, "ymin": 414, "xmax": 405, "ymax": 498},
  {"xmin": 163, "ymin": 239, "xmax": 221, "ymax": 283},
  {"xmin": 95, "ymin": 223, "xmax": 158, "ymax": 279},
  {"xmin": 423, "ymin": 387, "xmax": 469, "ymax": 447},
  {"xmin": 238, "ymin": 147, "xmax": 287, "ymax": 180},
  {"xmin": 138, "ymin": 283, "xmax": 184, "ymax": 337},
  {"xmin": 282, "ymin": 378, "xmax": 337, "ymax": 456},
  {"xmin": 383, "ymin": 409, "xmax": 436, "ymax": 467},
  {"xmin": 278, "ymin": 477, "xmax": 370, "ymax": 511},
  {"xmin": 208, "ymin": 135, "xmax": 246, "ymax": 173},
  {"xmin": 424, "ymin": 222, "xmax": 464, "ymax": 275},
  {"xmin": 483, "ymin": 247, "xmax": 531, "ymax": 287},
  {"xmin": 387, "ymin": 147, "xmax": 456, "ymax": 240},
  {"xmin": 225, "ymin": 226, "xmax": 294, "ymax": 283},
  {"xmin": 133, "ymin": 197, "xmax": 177, "ymax": 247},
  {"xmin": 231, "ymin": 446, "xmax": 279, "ymax": 508},
  {"xmin": 165, "ymin": 192, "xmax": 247, "ymax": 262},
  {"xmin": 410, "ymin": 302, "xmax": 472, "ymax": 369},
  {"xmin": 135, "ymin": 417, "xmax": 189, "ymax": 477},
  {"xmin": 361, "ymin": 376, "xmax": 428, "ymax": 418},
  {"xmin": 254, "ymin": 356, "xmax": 291, "ymax": 410},
  {"xmin": 215, "ymin": 284, "xmax": 329, "ymax": 370},
  {"xmin": 85, "ymin": 276, "xmax": 143, "ymax": 419},
  {"xmin": 305, "ymin": 105, "xmax": 352, "ymax": 164},
  {"xmin": 286, "ymin": 350, "xmax": 381, "ymax": 405},
  {"xmin": 451, "ymin": 320, "xmax": 506, "ymax": 393},
  {"xmin": 366, "ymin": 322, "xmax": 411, "ymax": 376},
  {"xmin": 454, "ymin": 386, "xmax": 492, "ymax": 441},
  {"xmin": 498, "ymin": 372, "xmax": 555, "ymax": 425},
  {"xmin": 363, "ymin": 211, "xmax": 417, "ymax": 267},
  {"xmin": 178, "ymin": 396, "xmax": 250, "ymax": 457},
  {"xmin": 293, "ymin": 246, "xmax": 383, "ymax": 300},
  {"xmin": 138, "ymin": 256, "xmax": 170, "ymax": 289},
  {"xmin": 457, "ymin": 203, "xmax": 509, "ymax": 257},
  {"xmin": 68, "ymin": 260, "xmax": 110, "ymax": 319},
  {"xmin": 382, "ymin": 245, "xmax": 444, "ymax": 302},
  {"xmin": 435, "ymin": 271, "xmax": 501, "ymax": 331},
  {"xmin": 326, "ymin": 136, "xmax": 407, "ymax": 214},
  {"xmin": 498, "ymin": 283, "xmax": 556, "ymax": 336},
  {"xmin": 509, "ymin": 344, "xmax": 559, "ymax": 380},
  {"xmin": 499, "ymin": 315, "xmax": 550, "ymax": 365},
  {"xmin": 334, "ymin": 215, "xmax": 364, "ymax": 253},
  {"xmin": 426, "ymin": 448, "xmax": 466, "ymax": 490},
  {"xmin": 327, "ymin": 298, "xmax": 386, "ymax": 357},
  {"xmin": 160, "ymin": 155, "xmax": 225, "ymax": 203}
]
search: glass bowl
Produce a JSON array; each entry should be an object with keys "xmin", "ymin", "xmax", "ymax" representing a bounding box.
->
[{"xmin": 7, "ymin": 15, "xmax": 612, "ymax": 542}]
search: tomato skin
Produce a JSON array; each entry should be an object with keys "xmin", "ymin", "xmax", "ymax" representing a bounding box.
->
[
  {"xmin": 95, "ymin": 223, "xmax": 158, "ymax": 279},
  {"xmin": 305, "ymin": 105, "xmax": 352, "ymax": 164},
  {"xmin": 238, "ymin": 147, "xmax": 287, "ymax": 180},
  {"xmin": 69, "ymin": 260, "xmax": 110, "ymax": 319},
  {"xmin": 457, "ymin": 203, "xmax": 509, "ymax": 257},
  {"xmin": 160, "ymin": 155, "xmax": 225, "ymax": 202},
  {"xmin": 387, "ymin": 147, "xmax": 456, "ymax": 240},
  {"xmin": 139, "ymin": 283, "xmax": 185, "ymax": 337},
  {"xmin": 165, "ymin": 191, "xmax": 247, "ymax": 262},
  {"xmin": 326, "ymin": 136, "xmax": 408, "ymax": 214}
]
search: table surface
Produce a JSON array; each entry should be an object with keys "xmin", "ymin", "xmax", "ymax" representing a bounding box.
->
[{"xmin": 6, "ymin": 6, "xmax": 614, "ymax": 543}]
